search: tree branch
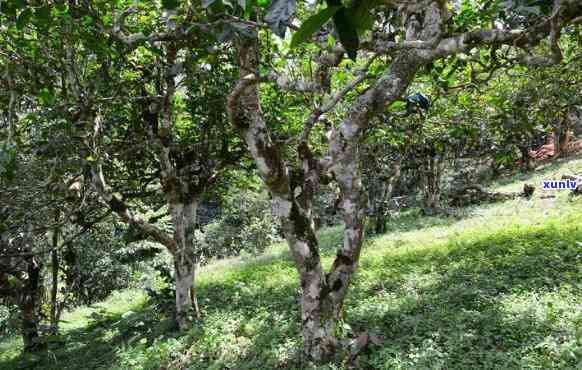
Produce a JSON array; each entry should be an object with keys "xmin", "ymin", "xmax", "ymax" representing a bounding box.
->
[
  {"xmin": 424, "ymin": 0, "xmax": 582, "ymax": 60},
  {"xmin": 299, "ymin": 55, "xmax": 377, "ymax": 145},
  {"xmin": 89, "ymin": 162, "xmax": 177, "ymax": 253}
]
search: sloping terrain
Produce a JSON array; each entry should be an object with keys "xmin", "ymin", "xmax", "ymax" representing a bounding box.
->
[{"xmin": 1, "ymin": 157, "xmax": 581, "ymax": 370}]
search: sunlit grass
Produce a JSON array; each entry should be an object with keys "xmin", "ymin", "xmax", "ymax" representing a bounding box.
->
[{"xmin": 1, "ymin": 156, "xmax": 581, "ymax": 369}]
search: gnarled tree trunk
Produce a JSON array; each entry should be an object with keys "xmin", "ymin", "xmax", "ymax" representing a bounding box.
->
[
  {"xmin": 229, "ymin": 35, "xmax": 427, "ymax": 362},
  {"xmin": 170, "ymin": 200, "xmax": 200, "ymax": 329},
  {"xmin": 227, "ymin": 1, "xmax": 451, "ymax": 361},
  {"xmin": 86, "ymin": 44, "xmax": 205, "ymax": 330}
]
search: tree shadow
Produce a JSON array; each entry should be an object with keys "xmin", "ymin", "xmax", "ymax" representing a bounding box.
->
[
  {"xmin": 0, "ymin": 300, "xmax": 177, "ymax": 370},
  {"xmin": 3, "ymin": 218, "xmax": 579, "ymax": 369},
  {"xmin": 316, "ymin": 208, "xmax": 479, "ymax": 257},
  {"xmin": 348, "ymin": 223, "xmax": 582, "ymax": 368},
  {"xmin": 168, "ymin": 220, "xmax": 581, "ymax": 369},
  {"xmin": 374, "ymin": 207, "xmax": 473, "ymax": 235}
]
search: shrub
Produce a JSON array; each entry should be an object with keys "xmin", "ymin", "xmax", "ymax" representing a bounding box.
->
[{"xmin": 200, "ymin": 189, "xmax": 280, "ymax": 261}]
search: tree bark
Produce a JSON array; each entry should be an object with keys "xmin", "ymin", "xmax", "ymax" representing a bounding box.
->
[
  {"xmin": 229, "ymin": 38, "xmax": 338, "ymax": 361},
  {"xmin": 50, "ymin": 246, "xmax": 59, "ymax": 331},
  {"xmin": 20, "ymin": 257, "xmax": 43, "ymax": 352},
  {"xmin": 519, "ymin": 146, "xmax": 534, "ymax": 172},
  {"xmin": 553, "ymin": 114, "xmax": 572, "ymax": 158},
  {"xmin": 50, "ymin": 214, "xmax": 60, "ymax": 332},
  {"xmin": 170, "ymin": 200, "xmax": 200, "ymax": 330},
  {"xmin": 87, "ymin": 56, "xmax": 203, "ymax": 329},
  {"xmin": 227, "ymin": 2, "xmax": 444, "ymax": 362},
  {"xmin": 421, "ymin": 151, "xmax": 445, "ymax": 215},
  {"xmin": 367, "ymin": 159, "xmax": 401, "ymax": 235}
]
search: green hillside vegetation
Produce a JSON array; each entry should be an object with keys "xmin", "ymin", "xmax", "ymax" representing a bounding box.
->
[{"xmin": 2, "ymin": 158, "xmax": 580, "ymax": 370}]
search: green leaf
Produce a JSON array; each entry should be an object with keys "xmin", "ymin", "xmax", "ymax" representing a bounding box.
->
[
  {"xmin": 256, "ymin": 0, "xmax": 270, "ymax": 8},
  {"xmin": 391, "ymin": 101, "xmax": 406, "ymax": 110},
  {"xmin": 35, "ymin": 5, "xmax": 51, "ymax": 27},
  {"xmin": 14, "ymin": 0, "xmax": 27, "ymax": 9},
  {"xmin": 38, "ymin": 88, "xmax": 53, "ymax": 105},
  {"xmin": 347, "ymin": 0, "xmax": 379, "ymax": 31},
  {"xmin": 327, "ymin": 34, "xmax": 336, "ymax": 48},
  {"xmin": 332, "ymin": 8, "xmax": 359, "ymax": 61},
  {"xmin": 162, "ymin": 0, "xmax": 180, "ymax": 9},
  {"xmin": 290, "ymin": 6, "xmax": 340, "ymax": 49},
  {"xmin": 82, "ymin": 15, "xmax": 93, "ymax": 26},
  {"xmin": 16, "ymin": 8, "xmax": 33, "ymax": 30}
]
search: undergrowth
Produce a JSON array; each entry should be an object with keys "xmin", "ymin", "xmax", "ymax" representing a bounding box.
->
[{"xmin": 1, "ymin": 157, "xmax": 581, "ymax": 369}]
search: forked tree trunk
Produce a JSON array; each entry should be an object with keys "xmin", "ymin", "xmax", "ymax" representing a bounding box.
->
[
  {"xmin": 280, "ymin": 197, "xmax": 338, "ymax": 360},
  {"xmin": 229, "ymin": 50, "xmax": 424, "ymax": 363},
  {"xmin": 228, "ymin": 2, "xmax": 442, "ymax": 361},
  {"xmin": 90, "ymin": 159, "xmax": 201, "ymax": 330}
]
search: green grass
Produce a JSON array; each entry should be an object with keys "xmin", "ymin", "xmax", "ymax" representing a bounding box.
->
[{"xmin": 2, "ymin": 157, "xmax": 582, "ymax": 369}]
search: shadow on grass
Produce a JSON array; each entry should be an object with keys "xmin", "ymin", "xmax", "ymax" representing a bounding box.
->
[
  {"xmin": 187, "ymin": 221, "xmax": 581, "ymax": 369},
  {"xmin": 373, "ymin": 207, "xmax": 471, "ymax": 235},
  {"xmin": 4, "ymin": 219, "xmax": 580, "ymax": 369},
  {"xmin": 0, "ymin": 301, "xmax": 177, "ymax": 370},
  {"xmin": 350, "ymin": 222, "xmax": 582, "ymax": 368},
  {"xmin": 318, "ymin": 208, "xmax": 482, "ymax": 256}
]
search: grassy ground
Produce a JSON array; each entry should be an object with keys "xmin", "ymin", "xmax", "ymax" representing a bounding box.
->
[{"xmin": 1, "ymin": 157, "xmax": 581, "ymax": 369}]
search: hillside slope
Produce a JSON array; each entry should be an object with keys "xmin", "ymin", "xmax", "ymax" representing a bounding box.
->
[{"xmin": 1, "ymin": 157, "xmax": 581, "ymax": 370}]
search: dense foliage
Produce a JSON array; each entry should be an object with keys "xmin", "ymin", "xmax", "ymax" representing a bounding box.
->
[{"xmin": 1, "ymin": 0, "xmax": 581, "ymax": 366}]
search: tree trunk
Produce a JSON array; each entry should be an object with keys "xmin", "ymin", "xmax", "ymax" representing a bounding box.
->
[
  {"xmin": 170, "ymin": 200, "xmax": 200, "ymax": 330},
  {"xmin": 554, "ymin": 115, "xmax": 571, "ymax": 158},
  {"xmin": 367, "ymin": 179, "xmax": 388, "ymax": 234},
  {"xmin": 283, "ymin": 213, "xmax": 337, "ymax": 361},
  {"xmin": 374, "ymin": 213, "xmax": 387, "ymax": 234},
  {"xmin": 519, "ymin": 146, "xmax": 534, "ymax": 172},
  {"xmin": 50, "ymin": 247, "xmax": 59, "ymax": 331},
  {"xmin": 50, "ymin": 218, "xmax": 60, "ymax": 332},
  {"xmin": 227, "ymin": 2, "xmax": 441, "ymax": 361},
  {"xmin": 174, "ymin": 257, "xmax": 197, "ymax": 329},
  {"xmin": 422, "ymin": 152, "xmax": 444, "ymax": 215},
  {"xmin": 20, "ymin": 257, "xmax": 43, "ymax": 352},
  {"xmin": 368, "ymin": 159, "xmax": 401, "ymax": 235}
]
